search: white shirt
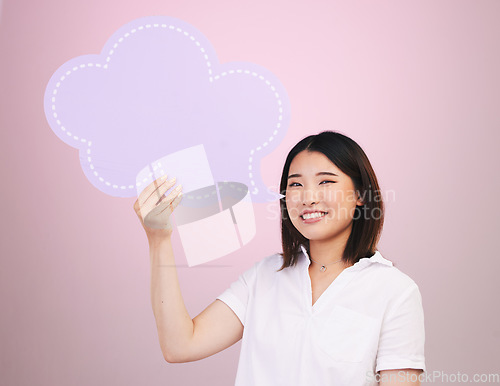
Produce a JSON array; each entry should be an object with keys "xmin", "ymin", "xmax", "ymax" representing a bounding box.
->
[{"xmin": 216, "ymin": 246, "xmax": 426, "ymax": 386}]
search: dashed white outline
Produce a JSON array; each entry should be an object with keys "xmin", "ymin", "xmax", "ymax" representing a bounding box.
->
[{"xmin": 50, "ymin": 21, "xmax": 284, "ymax": 194}]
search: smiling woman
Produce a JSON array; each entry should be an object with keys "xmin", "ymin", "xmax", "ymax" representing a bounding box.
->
[
  {"xmin": 135, "ymin": 130, "xmax": 426, "ymax": 386},
  {"xmin": 217, "ymin": 131, "xmax": 425, "ymax": 385},
  {"xmin": 279, "ymin": 131, "xmax": 384, "ymax": 270}
]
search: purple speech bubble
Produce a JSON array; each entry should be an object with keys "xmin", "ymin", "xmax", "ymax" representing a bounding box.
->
[{"xmin": 44, "ymin": 16, "xmax": 290, "ymax": 201}]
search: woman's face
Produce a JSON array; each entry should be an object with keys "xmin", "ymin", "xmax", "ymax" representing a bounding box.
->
[{"xmin": 285, "ymin": 150, "xmax": 363, "ymax": 242}]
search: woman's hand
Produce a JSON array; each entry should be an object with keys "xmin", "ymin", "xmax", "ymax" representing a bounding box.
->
[{"xmin": 133, "ymin": 175, "xmax": 183, "ymax": 241}]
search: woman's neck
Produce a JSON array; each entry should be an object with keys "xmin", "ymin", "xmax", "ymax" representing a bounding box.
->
[{"xmin": 308, "ymin": 224, "xmax": 352, "ymax": 269}]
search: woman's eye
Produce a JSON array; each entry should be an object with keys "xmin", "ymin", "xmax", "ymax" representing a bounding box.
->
[
  {"xmin": 288, "ymin": 182, "xmax": 301, "ymax": 187},
  {"xmin": 320, "ymin": 180, "xmax": 336, "ymax": 185}
]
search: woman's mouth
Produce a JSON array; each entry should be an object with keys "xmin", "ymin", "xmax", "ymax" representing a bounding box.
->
[{"xmin": 300, "ymin": 211, "xmax": 327, "ymax": 223}]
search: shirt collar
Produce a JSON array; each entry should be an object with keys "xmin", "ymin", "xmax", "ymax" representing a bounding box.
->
[{"xmin": 299, "ymin": 244, "xmax": 393, "ymax": 270}]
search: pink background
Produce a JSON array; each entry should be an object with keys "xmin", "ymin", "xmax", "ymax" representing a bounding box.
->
[{"xmin": 1, "ymin": 0, "xmax": 499, "ymax": 385}]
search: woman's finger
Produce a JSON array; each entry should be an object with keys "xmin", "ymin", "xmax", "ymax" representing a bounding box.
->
[
  {"xmin": 137, "ymin": 174, "xmax": 168, "ymax": 201},
  {"xmin": 139, "ymin": 184, "xmax": 178, "ymax": 221},
  {"xmin": 138, "ymin": 176, "xmax": 176, "ymax": 208},
  {"xmin": 143, "ymin": 177, "xmax": 175, "ymax": 205},
  {"xmin": 157, "ymin": 185, "xmax": 183, "ymax": 215},
  {"xmin": 169, "ymin": 190, "xmax": 183, "ymax": 212},
  {"xmin": 143, "ymin": 178, "xmax": 177, "ymax": 209}
]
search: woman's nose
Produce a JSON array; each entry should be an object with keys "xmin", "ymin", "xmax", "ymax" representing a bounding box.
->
[{"xmin": 302, "ymin": 188, "xmax": 319, "ymax": 206}]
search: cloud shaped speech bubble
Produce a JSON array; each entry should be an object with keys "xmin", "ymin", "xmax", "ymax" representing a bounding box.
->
[{"xmin": 43, "ymin": 16, "xmax": 290, "ymax": 202}]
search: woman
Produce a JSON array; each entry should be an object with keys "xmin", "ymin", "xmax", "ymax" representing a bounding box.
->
[{"xmin": 134, "ymin": 131, "xmax": 426, "ymax": 385}]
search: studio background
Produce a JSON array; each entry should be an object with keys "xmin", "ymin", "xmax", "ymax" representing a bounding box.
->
[{"xmin": 1, "ymin": 0, "xmax": 499, "ymax": 385}]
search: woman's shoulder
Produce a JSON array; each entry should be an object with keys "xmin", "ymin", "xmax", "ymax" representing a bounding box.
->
[
  {"xmin": 366, "ymin": 252, "xmax": 421, "ymax": 293},
  {"xmin": 254, "ymin": 252, "xmax": 284, "ymax": 272}
]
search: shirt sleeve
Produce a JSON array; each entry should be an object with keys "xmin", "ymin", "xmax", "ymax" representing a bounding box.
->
[
  {"xmin": 376, "ymin": 282, "xmax": 426, "ymax": 373},
  {"xmin": 216, "ymin": 261, "xmax": 258, "ymax": 327}
]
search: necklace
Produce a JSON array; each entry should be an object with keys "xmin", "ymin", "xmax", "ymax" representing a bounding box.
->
[{"xmin": 309, "ymin": 257, "xmax": 343, "ymax": 272}]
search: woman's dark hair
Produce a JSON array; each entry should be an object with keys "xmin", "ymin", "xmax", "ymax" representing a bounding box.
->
[{"xmin": 279, "ymin": 131, "xmax": 384, "ymax": 270}]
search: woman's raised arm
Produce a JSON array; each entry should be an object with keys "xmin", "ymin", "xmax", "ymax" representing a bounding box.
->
[{"xmin": 134, "ymin": 176, "xmax": 243, "ymax": 363}]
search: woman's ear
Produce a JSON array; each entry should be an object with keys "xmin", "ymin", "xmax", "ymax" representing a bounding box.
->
[{"xmin": 356, "ymin": 191, "xmax": 364, "ymax": 207}]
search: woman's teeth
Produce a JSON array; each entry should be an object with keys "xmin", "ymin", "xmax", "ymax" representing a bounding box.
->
[{"xmin": 301, "ymin": 212, "xmax": 326, "ymax": 220}]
